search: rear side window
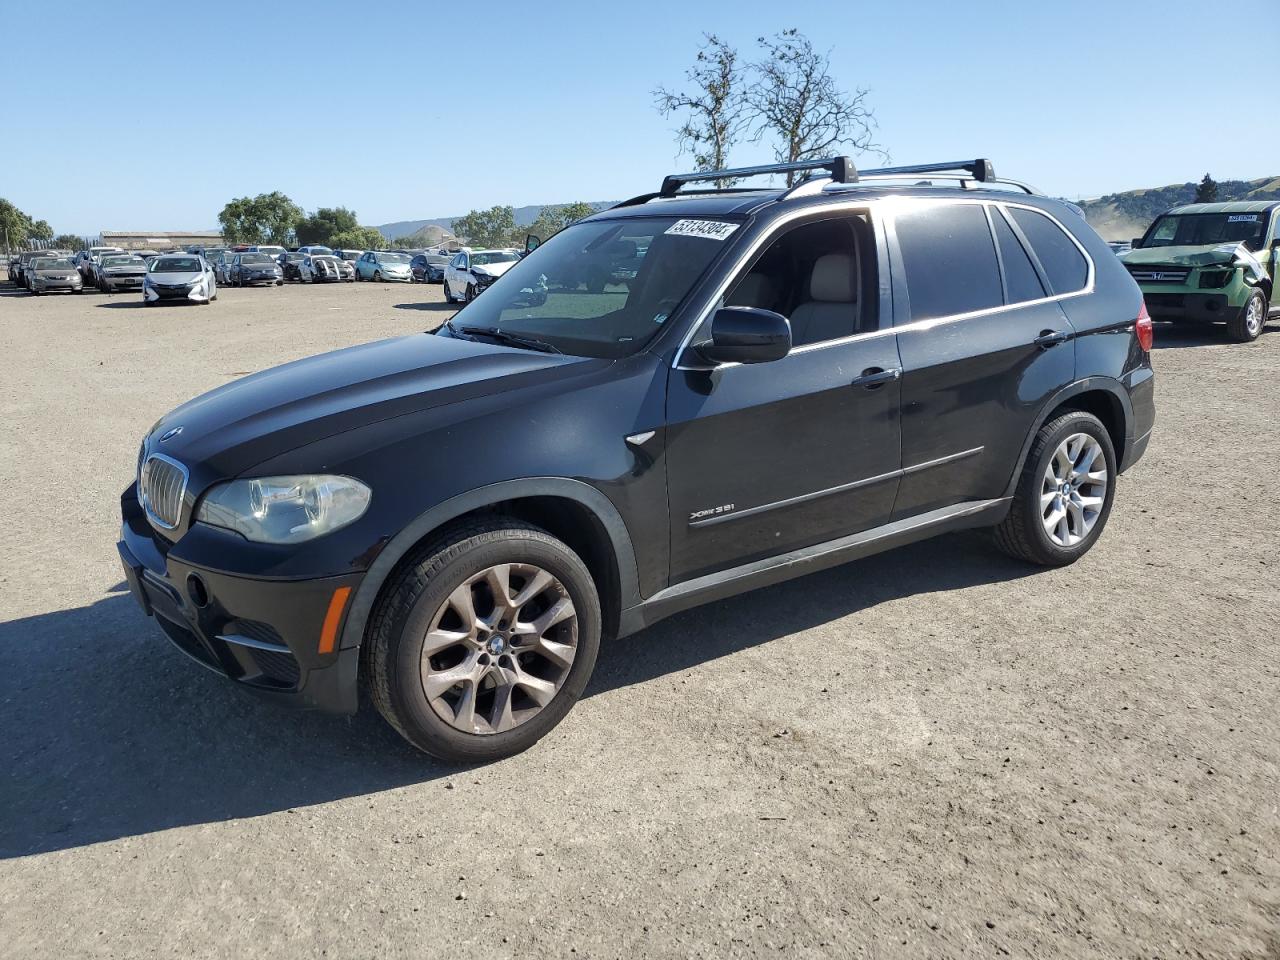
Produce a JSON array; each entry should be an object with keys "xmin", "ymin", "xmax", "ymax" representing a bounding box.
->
[
  {"xmin": 895, "ymin": 203, "xmax": 1002, "ymax": 320},
  {"xmin": 1009, "ymin": 207, "xmax": 1089, "ymax": 295},
  {"xmin": 991, "ymin": 208, "xmax": 1046, "ymax": 303}
]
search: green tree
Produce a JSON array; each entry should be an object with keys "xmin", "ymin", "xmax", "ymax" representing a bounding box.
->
[
  {"xmin": 0, "ymin": 198, "xmax": 40, "ymax": 250},
  {"xmin": 525, "ymin": 202, "xmax": 596, "ymax": 243},
  {"xmin": 745, "ymin": 29, "xmax": 884, "ymax": 185},
  {"xmin": 29, "ymin": 219, "xmax": 53, "ymax": 241},
  {"xmin": 53, "ymin": 233, "xmax": 85, "ymax": 251},
  {"xmin": 328, "ymin": 226, "xmax": 385, "ymax": 251},
  {"xmin": 218, "ymin": 191, "xmax": 303, "ymax": 245},
  {"xmin": 1194, "ymin": 173, "xmax": 1218, "ymax": 204},
  {"xmin": 653, "ymin": 34, "xmax": 744, "ymax": 186},
  {"xmin": 451, "ymin": 205, "xmax": 517, "ymax": 248},
  {"xmin": 295, "ymin": 207, "xmax": 361, "ymax": 246}
]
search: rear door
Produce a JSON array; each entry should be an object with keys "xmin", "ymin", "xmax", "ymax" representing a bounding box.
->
[{"xmin": 890, "ymin": 199, "xmax": 1081, "ymax": 518}]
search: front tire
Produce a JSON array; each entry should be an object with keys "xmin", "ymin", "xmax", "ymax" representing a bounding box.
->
[
  {"xmin": 364, "ymin": 519, "xmax": 601, "ymax": 762},
  {"xmin": 1226, "ymin": 289, "xmax": 1267, "ymax": 343},
  {"xmin": 992, "ymin": 411, "xmax": 1117, "ymax": 567}
]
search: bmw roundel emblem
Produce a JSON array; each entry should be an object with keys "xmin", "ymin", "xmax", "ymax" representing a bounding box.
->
[{"xmin": 158, "ymin": 426, "xmax": 183, "ymax": 443}]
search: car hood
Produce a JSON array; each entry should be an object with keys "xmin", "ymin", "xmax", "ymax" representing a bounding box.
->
[
  {"xmin": 147, "ymin": 332, "xmax": 601, "ymax": 479},
  {"xmin": 1121, "ymin": 243, "xmax": 1256, "ymax": 268},
  {"xmin": 377, "ymin": 261, "xmax": 411, "ymax": 271},
  {"xmin": 103, "ymin": 264, "xmax": 146, "ymax": 273},
  {"xmin": 471, "ymin": 261, "xmax": 516, "ymax": 278},
  {"xmin": 148, "ymin": 271, "xmax": 203, "ymax": 283},
  {"xmin": 36, "ymin": 270, "xmax": 78, "ymax": 279}
]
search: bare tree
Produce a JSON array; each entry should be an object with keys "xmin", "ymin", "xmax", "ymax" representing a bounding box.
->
[
  {"xmin": 745, "ymin": 29, "xmax": 884, "ymax": 185},
  {"xmin": 653, "ymin": 34, "xmax": 744, "ymax": 185}
]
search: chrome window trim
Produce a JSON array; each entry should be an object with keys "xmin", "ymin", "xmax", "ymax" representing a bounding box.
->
[
  {"xmin": 672, "ymin": 195, "xmax": 1096, "ymax": 371},
  {"xmin": 139, "ymin": 452, "xmax": 189, "ymax": 531}
]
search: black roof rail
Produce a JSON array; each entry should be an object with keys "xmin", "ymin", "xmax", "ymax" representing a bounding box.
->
[
  {"xmin": 658, "ymin": 156, "xmax": 857, "ymax": 197},
  {"xmin": 857, "ymin": 158, "xmax": 996, "ymax": 182}
]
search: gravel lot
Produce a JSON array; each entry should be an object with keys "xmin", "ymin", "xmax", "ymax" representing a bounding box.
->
[{"xmin": 2, "ymin": 279, "xmax": 1278, "ymax": 959}]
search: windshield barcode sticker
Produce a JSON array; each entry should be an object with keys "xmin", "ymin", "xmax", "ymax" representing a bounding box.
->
[
  {"xmin": 1227, "ymin": 215, "xmax": 1258, "ymax": 223},
  {"xmin": 665, "ymin": 219, "xmax": 740, "ymax": 241}
]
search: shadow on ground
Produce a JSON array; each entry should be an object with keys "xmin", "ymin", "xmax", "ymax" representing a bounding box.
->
[
  {"xmin": 1151, "ymin": 321, "xmax": 1276, "ymax": 350},
  {"xmin": 1, "ymin": 530, "xmax": 1034, "ymax": 858},
  {"xmin": 393, "ymin": 301, "xmax": 455, "ymax": 312}
]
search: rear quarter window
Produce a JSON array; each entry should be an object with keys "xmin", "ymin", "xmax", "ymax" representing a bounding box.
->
[{"xmin": 1009, "ymin": 207, "xmax": 1089, "ymax": 295}]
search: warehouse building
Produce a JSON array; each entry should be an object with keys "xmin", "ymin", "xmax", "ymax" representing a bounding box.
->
[{"xmin": 99, "ymin": 230, "xmax": 224, "ymax": 251}]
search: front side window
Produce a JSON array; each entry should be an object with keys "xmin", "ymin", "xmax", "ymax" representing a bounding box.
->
[
  {"xmin": 721, "ymin": 213, "xmax": 877, "ymax": 346},
  {"xmin": 442, "ymin": 216, "xmax": 732, "ymax": 359},
  {"xmin": 895, "ymin": 202, "xmax": 1002, "ymax": 320},
  {"xmin": 1009, "ymin": 207, "xmax": 1089, "ymax": 295}
]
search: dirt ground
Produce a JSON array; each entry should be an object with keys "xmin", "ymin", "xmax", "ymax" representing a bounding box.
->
[{"xmin": 1, "ymin": 278, "xmax": 1277, "ymax": 959}]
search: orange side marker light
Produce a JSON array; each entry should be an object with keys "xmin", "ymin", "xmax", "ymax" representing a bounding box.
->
[{"xmin": 318, "ymin": 586, "xmax": 352, "ymax": 655}]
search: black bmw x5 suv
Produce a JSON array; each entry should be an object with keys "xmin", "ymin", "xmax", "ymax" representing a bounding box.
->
[{"xmin": 119, "ymin": 157, "xmax": 1155, "ymax": 761}]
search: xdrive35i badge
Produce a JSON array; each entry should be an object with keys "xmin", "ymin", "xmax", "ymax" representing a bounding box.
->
[{"xmin": 158, "ymin": 426, "xmax": 183, "ymax": 442}]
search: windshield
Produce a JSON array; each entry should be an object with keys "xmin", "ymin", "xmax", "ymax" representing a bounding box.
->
[
  {"xmin": 35, "ymin": 258, "xmax": 74, "ymax": 270},
  {"xmin": 1144, "ymin": 211, "xmax": 1272, "ymax": 252},
  {"xmin": 151, "ymin": 257, "xmax": 201, "ymax": 273},
  {"xmin": 240, "ymin": 253, "xmax": 271, "ymax": 264},
  {"xmin": 442, "ymin": 216, "xmax": 733, "ymax": 359},
  {"xmin": 103, "ymin": 255, "xmax": 144, "ymax": 267},
  {"xmin": 378, "ymin": 253, "xmax": 410, "ymax": 264},
  {"xmin": 472, "ymin": 251, "xmax": 519, "ymax": 266}
]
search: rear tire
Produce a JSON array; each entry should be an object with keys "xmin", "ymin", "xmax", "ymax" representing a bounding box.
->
[
  {"xmin": 364, "ymin": 518, "xmax": 601, "ymax": 762},
  {"xmin": 1226, "ymin": 289, "xmax": 1267, "ymax": 343},
  {"xmin": 992, "ymin": 411, "xmax": 1117, "ymax": 567}
]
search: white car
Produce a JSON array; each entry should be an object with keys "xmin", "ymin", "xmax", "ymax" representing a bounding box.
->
[
  {"xmin": 443, "ymin": 248, "xmax": 520, "ymax": 303},
  {"xmin": 75, "ymin": 246, "xmax": 123, "ymax": 285},
  {"xmin": 299, "ymin": 254, "xmax": 354, "ymax": 282},
  {"xmin": 143, "ymin": 254, "xmax": 218, "ymax": 305}
]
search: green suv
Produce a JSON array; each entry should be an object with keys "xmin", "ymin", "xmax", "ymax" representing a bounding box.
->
[{"xmin": 1120, "ymin": 201, "xmax": 1279, "ymax": 342}]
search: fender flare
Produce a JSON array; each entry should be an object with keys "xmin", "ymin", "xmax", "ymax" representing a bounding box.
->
[
  {"xmin": 1001, "ymin": 377, "xmax": 1133, "ymax": 499},
  {"xmin": 338, "ymin": 477, "xmax": 642, "ymax": 650}
]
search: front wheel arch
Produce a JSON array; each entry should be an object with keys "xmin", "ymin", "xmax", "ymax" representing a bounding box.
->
[{"xmin": 340, "ymin": 480, "xmax": 642, "ymax": 658}]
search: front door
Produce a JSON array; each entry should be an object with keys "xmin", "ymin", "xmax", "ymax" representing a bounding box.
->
[{"xmin": 664, "ymin": 209, "xmax": 902, "ymax": 584}]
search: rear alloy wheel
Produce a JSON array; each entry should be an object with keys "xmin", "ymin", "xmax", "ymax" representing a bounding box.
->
[
  {"xmin": 365, "ymin": 519, "xmax": 601, "ymax": 762},
  {"xmin": 1227, "ymin": 289, "xmax": 1267, "ymax": 343},
  {"xmin": 993, "ymin": 411, "xmax": 1116, "ymax": 566}
]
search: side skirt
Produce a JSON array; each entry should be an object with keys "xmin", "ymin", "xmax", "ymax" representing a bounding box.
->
[{"xmin": 618, "ymin": 498, "xmax": 1011, "ymax": 637}]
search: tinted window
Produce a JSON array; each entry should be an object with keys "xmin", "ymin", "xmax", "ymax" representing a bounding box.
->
[
  {"xmin": 1009, "ymin": 207, "xmax": 1088, "ymax": 294},
  {"xmin": 895, "ymin": 203, "xmax": 1002, "ymax": 320},
  {"xmin": 991, "ymin": 208, "xmax": 1046, "ymax": 303}
]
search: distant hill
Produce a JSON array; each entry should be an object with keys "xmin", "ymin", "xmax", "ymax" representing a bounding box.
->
[
  {"xmin": 376, "ymin": 201, "xmax": 618, "ymax": 242},
  {"xmin": 1078, "ymin": 176, "xmax": 1280, "ymax": 241}
]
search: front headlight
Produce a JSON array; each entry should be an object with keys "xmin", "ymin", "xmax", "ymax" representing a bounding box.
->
[{"xmin": 196, "ymin": 475, "xmax": 371, "ymax": 544}]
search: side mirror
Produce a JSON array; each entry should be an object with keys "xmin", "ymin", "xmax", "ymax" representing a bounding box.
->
[
  {"xmin": 694, "ymin": 307, "xmax": 791, "ymax": 365},
  {"xmin": 525, "ymin": 233, "xmax": 541, "ymax": 255},
  {"xmin": 1130, "ymin": 237, "xmax": 1144, "ymax": 249},
  {"xmin": 1270, "ymin": 237, "xmax": 1280, "ymax": 250}
]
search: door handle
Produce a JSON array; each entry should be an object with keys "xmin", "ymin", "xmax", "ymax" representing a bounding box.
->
[
  {"xmin": 851, "ymin": 367, "xmax": 901, "ymax": 390},
  {"xmin": 1034, "ymin": 329, "xmax": 1071, "ymax": 349}
]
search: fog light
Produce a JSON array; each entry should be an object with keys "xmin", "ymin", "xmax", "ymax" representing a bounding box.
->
[{"xmin": 187, "ymin": 573, "xmax": 210, "ymax": 608}]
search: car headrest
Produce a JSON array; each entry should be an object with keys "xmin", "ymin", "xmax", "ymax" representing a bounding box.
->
[{"xmin": 809, "ymin": 254, "xmax": 856, "ymax": 303}]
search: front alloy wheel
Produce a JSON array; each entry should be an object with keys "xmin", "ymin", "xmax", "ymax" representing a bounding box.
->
[
  {"xmin": 1227, "ymin": 289, "xmax": 1266, "ymax": 343},
  {"xmin": 365, "ymin": 519, "xmax": 601, "ymax": 762}
]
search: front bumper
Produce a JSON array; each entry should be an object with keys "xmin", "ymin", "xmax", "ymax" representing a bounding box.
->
[
  {"xmin": 34, "ymin": 278, "xmax": 82, "ymax": 292},
  {"xmin": 242, "ymin": 272, "xmax": 282, "ymax": 285},
  {"xmin": 117, "ymin": 491, "xmax": 363, "ymax": 712},
  {"xmin": 102, "ymin": 275, "xmax": 144, "ymax": 289},
  {"xmin": 1141, "ymin": 289, "xmax": 1235, "ymax": 323},
  {"xmin": 145, "ymin": 283, "xmax": 210, "ymax": 302}
]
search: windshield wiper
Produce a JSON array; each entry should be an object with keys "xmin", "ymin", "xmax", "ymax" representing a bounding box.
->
[{"xmin": 457, "ymin": 326, "xmax": 562, "ymax": 355}]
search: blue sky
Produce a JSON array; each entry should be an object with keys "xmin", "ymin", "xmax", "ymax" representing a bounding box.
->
[{"xmin": 3, "ymin": 0, "xmax": 1275, "ymax": 235}]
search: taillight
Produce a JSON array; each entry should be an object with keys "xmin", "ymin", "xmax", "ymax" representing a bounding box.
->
[{"xmin": 1136, "ymin": 301, "xmax": 1153, "ymax": 352}]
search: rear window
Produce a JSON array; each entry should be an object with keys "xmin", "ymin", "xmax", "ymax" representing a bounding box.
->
[
  {"xmin": 895, "ymin": 203, "xmax": 1003, "ymax": 320},
  {"xmin": 1009, "ymin": 207, "xmax": 1089, "ymax": 295}
]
